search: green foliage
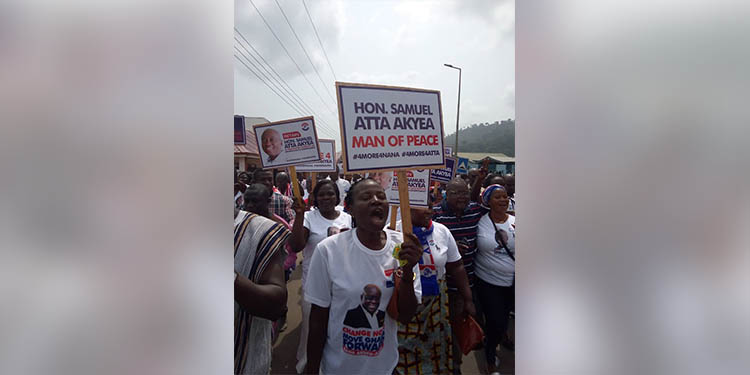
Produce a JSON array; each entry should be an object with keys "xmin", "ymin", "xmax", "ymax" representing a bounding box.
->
[{"xmin": 444, "ymin": 119, "xmax": 515, "ymax": 156}]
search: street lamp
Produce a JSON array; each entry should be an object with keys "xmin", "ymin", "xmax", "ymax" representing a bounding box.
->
[{"xmin": 444, "ymin": 63, "xmax": 461, "ymax": 158}]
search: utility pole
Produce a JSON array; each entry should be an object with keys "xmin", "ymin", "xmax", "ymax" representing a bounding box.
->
[{"xmin": 444, "ymin": 64, "xmax": 461, "ymax": 157}]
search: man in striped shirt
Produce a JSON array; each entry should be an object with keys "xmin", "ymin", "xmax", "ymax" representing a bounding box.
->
[
  {"xmin": 433, "ymin": 177, "xmax": 487, "ymax": 288},
  {"xmin": 432, "ymin": 173, "xmax": 487, "ymax": 374}
]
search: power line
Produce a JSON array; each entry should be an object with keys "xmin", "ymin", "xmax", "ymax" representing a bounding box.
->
[
  {"xmin": 233, "ymin": 26, "xmax": 340, "ymax": 139},
  {"xmin": 235, "ymin": 38, "xmax": 338, "ymax": 140},
  {"xmin": 234, "ymin": 28, "xmax": 317, "ymax": 120},
  {"xmin": 234, "ymin": 49, "xmax": 305, "ymax": 118},
  {"xmin": 247, "ymin": 0, "xmax": 336, "ymax": 116},
  {"xmin": 234, "ymin": 47, "xmax": 339, "ymax": 140},
  {"xmin": 274, "ymin": 0, "xmax": 336, "ymax": 103},
  {"xmin": 234, "ymin": 38, "xmax": 307, "ymax": 116},
  {"xmin": 234, "ymin": 36, "xmax": 313, "ymax": 119},
  {"xmin": 302, "ymin": 0, "xmax": 337, "ymax": 81}
]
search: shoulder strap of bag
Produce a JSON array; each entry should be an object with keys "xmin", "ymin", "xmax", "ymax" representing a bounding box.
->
[{"xmin": 493, "ymin": 221, "xmax": 515, "ymax": 261}]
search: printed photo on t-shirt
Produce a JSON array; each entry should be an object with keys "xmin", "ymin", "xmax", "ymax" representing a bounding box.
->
[{"xmin": 342, "ymin": 284, "xmax": 386, "ymax": 356}]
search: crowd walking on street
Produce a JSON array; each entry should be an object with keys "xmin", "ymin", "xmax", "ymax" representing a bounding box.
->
[{"xmin": 235, "ymin": 167, "xmax": 515, "ymax": 374}]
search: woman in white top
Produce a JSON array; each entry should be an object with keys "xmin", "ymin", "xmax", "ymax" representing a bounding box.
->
[
  {"xmin": 394, "ymin": 198, "xmax": 476, "ymax": 374},
  {"xmin": 289, "ymin": 179, "xmax": 353, "ymax": 373},
  {"xmin": 303, "ymin": 178, "xmax": 423, "ymax": 375},
  {"xmin": 475, "ymin": 184, "xmax": 515, "ymax": 375}
]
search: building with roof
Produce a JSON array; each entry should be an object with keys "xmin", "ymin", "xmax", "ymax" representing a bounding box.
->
[
  {"xmin": 457, "ymin": 152, "xmax": 515, "ymax": 175},
  {"xmin": 234, "ymin": 116, "xmax": 270, "ymax": 171}
]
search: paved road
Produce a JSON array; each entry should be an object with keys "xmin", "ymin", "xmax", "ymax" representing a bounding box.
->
[{"xmin": 270, "ymin": 257, "xmax": 514, "ymax": 374}]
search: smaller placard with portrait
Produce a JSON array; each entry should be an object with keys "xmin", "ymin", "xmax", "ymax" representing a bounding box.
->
[{"xmin": 253, "ymin": 116, "xmax": 321, "ymax": 170}]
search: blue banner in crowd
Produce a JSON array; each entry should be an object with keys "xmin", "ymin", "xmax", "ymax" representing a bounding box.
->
[{"xmin": 430, "ymin": 157, "xmax": 457, "ymax": 183}]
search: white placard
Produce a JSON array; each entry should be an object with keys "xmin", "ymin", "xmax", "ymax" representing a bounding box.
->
[
  {"xmin": 295, "ymin": 139, "xmax": 336, "ymax": 172},
  {"xmin": 336, "ymin": 82, "xmax": 446, "ymax": 172},
  {"xmin": 366, "ymin": 169, "xmax": 430, "ymax": 207},
  {"xmin": 253, "ymin": 116, "xmax": 321, "ymax": 169}
]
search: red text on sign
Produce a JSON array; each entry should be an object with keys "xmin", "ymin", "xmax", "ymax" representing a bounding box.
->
[
  {"xmin": 283, "ymin": 131, "xmax": 301, "ymax": 139},
  {"xmin": 352, "ymin": 136, "xmax": 385, "ymax": 148},
  {"xmin": 406, "ymin": 135, "xmax": 439, "ymax": 146}
]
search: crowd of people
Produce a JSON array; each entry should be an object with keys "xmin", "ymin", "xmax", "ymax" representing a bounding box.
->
[{"xmin": 234, "ymin": 164, "xmax": 516, "ymax": 375}]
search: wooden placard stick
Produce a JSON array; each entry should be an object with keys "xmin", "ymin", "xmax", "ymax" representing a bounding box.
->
[
  {"xmin": 288, "ymin": 166, "xmax": 302, "ymax": 201},
  {"xmin": 389, "ymin": 206, "xmax": 398, "ymax": 230},
  {"xmin": 396, "ymin": 171, "xmax": 412, "ymax": 236},
  {"xmin": 433, "ymin": 181, "xmax": 440, "ymax": 201},
  {"xmin": 307, "ymin": 172, "xmax": 317, "ymax": 209}
]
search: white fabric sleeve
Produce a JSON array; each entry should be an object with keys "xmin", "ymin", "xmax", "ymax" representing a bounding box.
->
[
  {"xmin": 443, "ymin": 226, "xmax": 462, "ymax": 263},
  {"xmin": 303, "ymin": 243, "xmax": 332, "ymax": 308},
  {"xmin": 303, "ymin": 210, "xmax": 312, "ymax": 230}
]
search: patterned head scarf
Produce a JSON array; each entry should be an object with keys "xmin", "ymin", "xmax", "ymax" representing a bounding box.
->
[{"xmin": 482, "ymin": 184, "xmax": 506, "ymax": 206}]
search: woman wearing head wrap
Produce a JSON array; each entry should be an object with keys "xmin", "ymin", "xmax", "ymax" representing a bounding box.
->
[
  {"xmin": 394, "ymin": 196, "xmax": 475, "ymax": 374},
  {"xmin": 475, "ymin": 184, "xmax": 515, "ymax": 375}
]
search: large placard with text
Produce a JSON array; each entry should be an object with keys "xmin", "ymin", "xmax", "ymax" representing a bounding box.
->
[{"xmin": 337, "ymin": 82, "xmax": 446, "ymax": 172}]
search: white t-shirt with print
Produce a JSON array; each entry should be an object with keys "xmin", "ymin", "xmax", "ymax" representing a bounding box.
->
[
  {"xmin": 475, "ymin": 214, "xmax": 515, "ymax": 286},
  {"xmin": 395, "ymin": 221, "xmax": 462, "ymax": 280},
  {"xmin": 304, "ymin": 228, "xmax": 422, "ymax": 375},
  {"xmin": 302, "ymin": 208, "xmax": 352, "ymax": 288}
]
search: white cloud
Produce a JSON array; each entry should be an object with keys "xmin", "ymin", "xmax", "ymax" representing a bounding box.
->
[{"xmin": 235, "ymin": 0, "xmax": 515, "ymax": 147}]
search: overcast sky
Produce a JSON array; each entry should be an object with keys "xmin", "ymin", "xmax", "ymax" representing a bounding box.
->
[{"xmin": 234, "ymin": 0, "xmax": 514, "ymax": 150}]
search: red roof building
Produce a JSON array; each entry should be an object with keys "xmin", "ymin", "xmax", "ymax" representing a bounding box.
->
[{"xmin": 234, "ymin": 116, "xmax": 270, "ymax": 171}]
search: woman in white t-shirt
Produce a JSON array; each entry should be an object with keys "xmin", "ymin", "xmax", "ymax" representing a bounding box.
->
[
  {"xmin": 289, "ymin": 179, "xmax": 353, "ymax": 373},
  {"xmin": 394, "ymin": 198, "xmax": 476, "ymax": 374},
  {"xmin": 303, "ymin": 178, "xmax": 423, "ymax": 375},
  {"xmin": 475, "ymin": 184, "xmax": 515, "ymax": 375}
]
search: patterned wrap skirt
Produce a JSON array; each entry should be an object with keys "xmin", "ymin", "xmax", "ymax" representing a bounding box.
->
[{"xmin": 395, "ymin": 279, "xmax": 453, "ymax": 375}]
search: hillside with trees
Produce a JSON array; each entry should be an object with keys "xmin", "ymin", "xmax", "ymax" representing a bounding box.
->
[{"xmin": 444, "ymin": 119, "xmax": 515, "ymax": 157}]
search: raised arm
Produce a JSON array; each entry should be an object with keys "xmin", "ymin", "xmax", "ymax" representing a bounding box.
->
[
  {"xmin": 289, "ymin": 197, "xmax": 309, "ymax": 253},
  {"xmin": 470, "ymin": 165, "xmax": 488, "ymax": 203}
]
